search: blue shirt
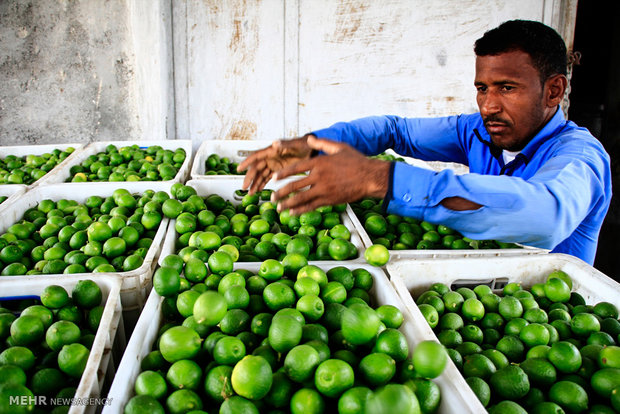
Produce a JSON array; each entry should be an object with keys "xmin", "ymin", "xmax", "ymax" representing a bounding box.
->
[{"xmin": 312, "ymin": 108, "xmax": 612, "ymax": 264}]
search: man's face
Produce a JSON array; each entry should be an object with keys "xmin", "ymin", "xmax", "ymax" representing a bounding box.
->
[{"xmin": 475, "ymin": 50, "xmax": 555, "ymax": 151}]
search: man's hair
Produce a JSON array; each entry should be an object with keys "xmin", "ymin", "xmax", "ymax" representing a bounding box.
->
[{"xmin": 474, "ymin": 20, "xmax": 567, "ymax": 83}]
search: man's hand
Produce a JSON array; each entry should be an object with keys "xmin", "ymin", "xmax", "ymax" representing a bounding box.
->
[
  {"xmin": 271, "ymin": 136, "xmax": 391, "ymax": 215},
  {"xmin": 237, "ymin": 136, "xmax": 314, "ymax": 195}
]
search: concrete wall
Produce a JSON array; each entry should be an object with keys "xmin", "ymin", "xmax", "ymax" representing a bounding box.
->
[
  {"xmin": 0, "ymin": 0, "xmax": 173, "ymax": 146},
  {"xmin": 1, "ymin": 0, "xmax": 576, "ymax": 148}
]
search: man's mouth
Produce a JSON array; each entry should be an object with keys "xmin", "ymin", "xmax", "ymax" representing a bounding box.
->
[{"xmin": 485, "ymin": 122, "xmax": 509, "ymax": 134}]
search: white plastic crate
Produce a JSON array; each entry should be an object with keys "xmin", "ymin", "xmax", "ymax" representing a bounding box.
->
[
  {"xmin": 386, "ymin": 253, "xmax": 620, "ymax": 413},
  {"xmin": 0, "ymin": 184, "xmax": 27, "ymax": 212},
  {"xmin": 347, "ymin": 204, "xmax": 548, "ymax": 259},
  {"xmin": 0, "ymin": 184, "xmax": 169, "ymax": 312},
  {"xmin": 38, "ymin": 140, "xmax": 193, "ymax": 192},
  {"xmin": 104, "ymin": 262, "xmax": 479, "ymax": 414},
  {"xmin": 190, "ymin": 139, "xmax": 274, "ymax": 179},
  {"xmin": 0, "ymin": 274, "xmax": 124, "ymax": 414},
  {"xmin": 0, "ymin": 143, "xmax": 85, "ymax": 188},
  {"xmin": 158, "ymin": 178, "xmax": 365, "ymax": 266}
]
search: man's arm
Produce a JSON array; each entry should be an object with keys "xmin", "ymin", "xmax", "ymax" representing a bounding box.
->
[
  {"xmin": 311, "ymin": 114, "xmax": 471, "ymax": 165},
  {"xmin": 384, "ymin": 144, "xmax": 610, "ymax": 263}
]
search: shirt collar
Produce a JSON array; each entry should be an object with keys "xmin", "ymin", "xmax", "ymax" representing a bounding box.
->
[{"xmin": 518, "ymin": 107, "xmax": 566, "ymax": 163}]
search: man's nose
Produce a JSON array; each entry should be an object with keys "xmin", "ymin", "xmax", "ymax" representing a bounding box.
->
[{"xmin": 479, "ymin": 91, "xmax": 502, "ymax": 116}]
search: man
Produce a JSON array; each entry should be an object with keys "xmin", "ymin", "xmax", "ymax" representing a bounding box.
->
[{"xmin": 238, "ymin": 20, "xmax": 611, "ymax": 265}]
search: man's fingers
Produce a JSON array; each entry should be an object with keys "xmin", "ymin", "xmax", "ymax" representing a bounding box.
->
[
  {"xmin": 237, "ymin": 144, "xmax": 277, "ymax": 172},
  {"xmin": 277, "ymin": 187, "xmax": 322, "ymax": 215},
  {"xmin": 271, "ymin": 176, "xmax": 313, "ymax": 203},
  {"xmin": 274, "ymin": 158, "xmax": 314, "ymax": 180},
  {"xmin": 241, "ymin": 159, "xmax": 267, "ymax": 191},
  {"xmin": 249, "ymin": 169, "xmax": 274, "ymax": 195},
  {"xmin": 307, "ymin": 135, "xmax": 347, "ymax": 155}
]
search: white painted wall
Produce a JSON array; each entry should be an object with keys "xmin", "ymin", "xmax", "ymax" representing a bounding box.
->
[
  {"xmin": 173, "ymin": 0, "xmax": 577, "ymax": 150},
  {"xmin": 0, "ymin": 0, "xmax": 576, "ymax": 147}
]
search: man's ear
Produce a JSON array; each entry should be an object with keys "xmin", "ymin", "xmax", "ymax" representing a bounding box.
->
[{"xmin": 545, "ymin": 74, "xmax": 568, "ymax": 107}]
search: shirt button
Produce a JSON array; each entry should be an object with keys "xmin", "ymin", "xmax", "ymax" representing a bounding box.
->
[{"xmin": 403, "ymin": 193, "xmax": 411, "ymax": 202}]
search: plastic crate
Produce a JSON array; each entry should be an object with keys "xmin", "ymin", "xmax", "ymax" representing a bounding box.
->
[
  {"xmin": 104, "ymin": 262, "xmax": 479, "ymax": 413},
  {"xmin": 0, "ymin": 183, "xmax": 27, "ymax": 212},
  {"xmin": 0, "ymin": 184, "xmax": 169, "ymax": 312},
  {"xmin": 386, "ymin": 253, "xmax": 620, "ymax": 413},
  {"xmin": 38, "ymin": 140, "xmax": 193, "ymax": 192},
  {"xmin": 190, "ymin": 139, "xmax": 274, "ymax": 179},
  {"xmin": 347, "ymin": 204, "xmax": 548, "ymax": 259},
  {"xmin": 158, "ymin": 178, "xmax": 365, "ymax": 266},
  {"xmin": 0, "ymin": 143, "xmax": 85, "ymax": 188},
  {"xmin": 0, "ymin": 274, "xmax": 124, "ymax": 414}
]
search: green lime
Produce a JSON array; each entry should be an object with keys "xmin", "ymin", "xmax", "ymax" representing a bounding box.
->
[
  {"xmin": 153, "ymin": 266, "xmax": 181, "ymax": 297},
  {"xmin": 359, "ymin": 352, "xmax": 396, "ymax": 387},
  {"xmin": 268, "ymin": 314, "xmax": 302, "ymax": 353},
  {"xmin": 166, "ymin": 359, "xmax": 202, "ymax": 391},
  {"xmin": 462, "ymin": 298, "xmax": 485, "ymax": 322},
  {"xmin": 296, "ymin": 294, "xmax": 325, "ymax": 322},
  {"xmin": 284, "ymin": 344, "xmax": 321, "ymax": 383},
  {"xmin": 364, "ymin": 244, "xmax": 390, "ymax": 266},
  {"xmin": 465, "ymin": 376, "xmax": 491, "ymax": 407},
  {"xmin": 57, "ymin": 342, "xmax": 90, "ymax": 378},
  {"xmin": 404, "ymin": 378, "xmax": 441, "ymax": 413},
  {"xmin": 520, "ymin": 323, "xmax": 551, "ymax": 347},
  {"xmin": 544, "ymin": 278, "xmax": 571, "ymax": 303},
  {"xmin": 135, "ymin": 370, "xmax": 168, "ymax": 400},
  {"xmin": 520, "ymin": 357, "xmax": 557, "ymax": 388},
  {"xmin": 204, "ymin": 365, "xmax": 234, "ymax": 403},
  {"xmin": 9, "ymin": 315, "xmax": 44, "ymax": 346},
  {"xmin": 342, "ymin": 303, "xmax": 380, "ymax": 346},
  {"xmin": 165, "ymin": 389, "xmax": 203, "ymax": 414},
  {"xmin": 548, "ymin": 380, "xmax": 588, "ymax": 413},
  {"xmin": 463, "ymin": 353, "xmax": 497, "ymax": 380},
  {"xmin": 71, "ymin": 279, "xmax": 102, "ymax": 309},
  {"xmin": 314, "ymin": 358, "xmax": 355, "ymax": 398},
  {"xmin": 158, "ymin": 326, "xmax": 202, "ymax": 363},
  {"xmin": 570, "ymin": 312, "xmax": 601, "ymax": 337},
  {"xmin": 489, "ymin": 365, "xmax": 530, "ymax": 400},
  {"xmin": 412, "ymin": 340, "xmax": 448, "ymax": 379},
  {"xmin": 231, "ymin": 355, "xmax": 273, "ymax": 400},
  {"xmin": 548, "ymin": 341, "xmax": 582, "ymax": 373},
  {"xmin": 290, "ymin": 388, "xmax": 325, "ymax": 414},
  {"xmin": 258, "ymin": 259, "xmax": 284, "ymax": 281},
  {"xmin": 46, "ymin": 320, "xmax": 81, "ymax": 351},
  {"xmin": 193, "ymin": 291, "xmax": 227, "ymax": 326},
  {"xmin": 365, "ymin": 383, "xmax": 420, "ymax": 414},
  {"xmin": 263, "ymin": 281, "xmax": 296, "ymax": 312},
  {"xmin": 338, "ymin": 386, "xmax": 372, "ymax": 414},
  {"xmin": 443, "ymin": 291, "xmax": 465, "ymax": 313}
]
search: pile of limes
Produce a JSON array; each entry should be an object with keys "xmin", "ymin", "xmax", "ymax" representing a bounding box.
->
[
  {"xmin": 67, "ymin": 144, "xmax": 186, "ymax": 182},
  {"xmin": 125, "ymin": 256, "xmax": 448, "ymax": 413},
  {"xmin": 0, "ymin": 148, "xmax": 76, "ymax": 185},
  {"xmin": 350, "ymin": 197, "xmax": 520, "ymax": 251},
  {"xmin": 416, "ymin": 270, "xmax": 620, "ymax": 413},
  {"xmin": 0, "ymin": 188, "xmax": 167, "ymax": 276},
  {"xmin": 203, "ymin": 153, "xmax": 242, "ymax": 175},
  {"xmin": 0, "ymin": 280, "xmax": 105, "ymax": 413},
  {"xmin": 164, "ymin": 184, "xmax": 358, "ymax": 262}
]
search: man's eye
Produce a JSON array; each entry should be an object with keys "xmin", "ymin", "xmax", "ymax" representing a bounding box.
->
[
  {"xmin": 476, "ymin": 86, "xmax": 487, "ymax": 92},
  {"xmin": 502, "ymin": 85, "xmax": 515, "ymax": 91}
]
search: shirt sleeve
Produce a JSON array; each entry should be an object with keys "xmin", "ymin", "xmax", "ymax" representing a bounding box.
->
[
  {"xmin": 385, "ymin": 142, "xmax": 610, "ymax": 250},
  {"xmin": 311, "ymin": 115, "xmax": 470, "ymax": 165}
]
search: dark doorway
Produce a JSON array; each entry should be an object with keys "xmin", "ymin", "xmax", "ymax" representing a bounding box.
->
[{"xmin": 569, "ymin": 1, "xmax": 620, "ymax": 280}]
